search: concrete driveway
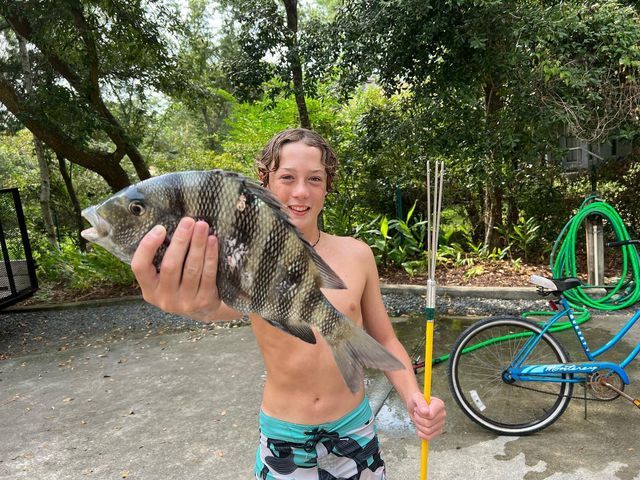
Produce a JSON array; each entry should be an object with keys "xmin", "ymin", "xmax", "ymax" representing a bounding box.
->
[{"xmin": 1, "ymin": 301, "xmax": 639, "ymax": 479}]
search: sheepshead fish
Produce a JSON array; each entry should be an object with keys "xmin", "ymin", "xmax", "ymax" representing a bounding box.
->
[{"xmin": 80, "ymin": 170, "xmax": 403, "ymax": 392}]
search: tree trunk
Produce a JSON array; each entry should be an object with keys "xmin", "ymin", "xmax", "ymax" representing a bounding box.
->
[
  {"xmin": 482, "ymin": 80, "xmax": 504, "ymax": 250},
  {"xmin": 201, "ymin": 106, "xmax": 217, "ymax": 151},
  {"xmin": 36, "ymin": 141, "xmax": 59, "ymax": 249},
  {"xmin": 463, "ymin": 189, "xmax": 483, "ymax": 244},
  {"xmin": 18, "ymin": 35, "xmax": 59, "ymax": 249},
  {"xmin": 57, "ymin": 154, "xmax": 87, "ymax": 251},
  {"xmin": 483, "ymin": 180, "xmax": 503, "ymax": 250},
  {"xmin": 282, "ymin": 0, "xmax": 311, "ymax": 129},
  {"xmin": 506, "ymin": 193, "xmax": 519, "ymax": 228},
  {"xmin": 505, "ymin": 157, "xmax": 519, "ymax": 228}
]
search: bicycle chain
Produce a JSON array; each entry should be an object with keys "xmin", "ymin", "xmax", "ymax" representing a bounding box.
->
[{"xmin": 508, "ymin": 381, "xmax": 619, "ymax": 403}]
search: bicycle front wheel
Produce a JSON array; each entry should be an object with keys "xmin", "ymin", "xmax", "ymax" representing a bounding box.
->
[{"xmin": 448, "ymin": 316, "xmax": 573, "ymax": 435}]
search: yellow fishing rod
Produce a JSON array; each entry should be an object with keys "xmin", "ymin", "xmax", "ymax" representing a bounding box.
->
[{"xmin": 421, "ymin": 161, "xmax": 444, "ymax": 480}]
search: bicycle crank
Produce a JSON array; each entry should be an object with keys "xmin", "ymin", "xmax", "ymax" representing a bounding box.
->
[
  {"xmin": 600, "ymin": 380, "xmax": 640, "ymax": 410},
  {"xmin": 587, "ymin": 370, "xmax": 623, "ymax": 401}
]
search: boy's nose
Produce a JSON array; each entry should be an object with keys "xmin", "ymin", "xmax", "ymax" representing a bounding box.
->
[{"xmin": 292, "ymin": 180, "xmax": 309, "ymax": 198}]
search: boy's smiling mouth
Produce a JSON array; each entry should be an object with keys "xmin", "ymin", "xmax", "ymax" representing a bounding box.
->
[{"xmin": 288, "ymin": 205, "xmax": 311, "ymax": 215}]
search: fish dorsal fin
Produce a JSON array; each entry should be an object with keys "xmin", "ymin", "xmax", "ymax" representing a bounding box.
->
[
  {"xmin": 237, "ymin": 175, "xmax": 290, "ymax": 217},
  {"xmin": 307, "ymin": 247, "xmax": 347, "ymax": 290},
  {"xmin": 239, "ymin": 177, "xmax": 347, "ymax": 290}
]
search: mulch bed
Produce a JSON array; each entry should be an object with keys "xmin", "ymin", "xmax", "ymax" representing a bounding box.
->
[
  {"xmin": 16, "ymin": 259, "xmax": 550, "ymax": 307},
  {"xmin": 379, "ymin": 260, "xmax": 551, "ymax": 287}
]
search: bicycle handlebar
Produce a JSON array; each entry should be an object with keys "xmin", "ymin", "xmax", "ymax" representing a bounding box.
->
[{"xmin": 606, "ymin": 239, "xmax": 640, "ymax": 248}]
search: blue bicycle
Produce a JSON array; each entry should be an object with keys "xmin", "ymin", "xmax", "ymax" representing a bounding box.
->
[{"xmin": 448, "ymin": 250, "xmax": 640, "ymax": 435}]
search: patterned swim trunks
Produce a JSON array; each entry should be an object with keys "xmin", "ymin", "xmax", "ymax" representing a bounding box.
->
[{"xmin": 255, "ymin": 396, "xmax": 386, "ymax": 479}]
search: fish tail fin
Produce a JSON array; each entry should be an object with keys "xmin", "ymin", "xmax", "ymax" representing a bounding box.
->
[{"xmin": 330, "ymin": 319, "xmax": 405, "ymax": 394}]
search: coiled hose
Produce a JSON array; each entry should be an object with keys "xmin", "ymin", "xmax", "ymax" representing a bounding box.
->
[
  {"xmin": 428, "ymin": 196, "xmax": 640, "ymax": 366},
  {"xmin": 524, "ymin": 196, "xmax": 640, "ymax": 326}
]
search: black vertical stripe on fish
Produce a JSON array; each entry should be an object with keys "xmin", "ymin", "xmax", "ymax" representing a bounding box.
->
[
  {"xmin": 218, "ymin": 180, "xmax": 262, "ymax": 305},
  {"xmin": 187, "ymin": 171, "xmax": 207, "ymax": 219},
  {"xmin": 252, "ymin": 218, "xmax": 287, "ymax": 313},
  {"xmin": 184, "ymin": 171, "xmax": 218, "ymax": 230},
  {"xmin": 273, "ymin": 248, "xmax": 308, "ymax": 321},
  {"xmin": 301, "ymin": 288, "xmax": 328, "ymax": 330},
  {"xmin": 171, "ymin": 172, "xmax": 188, "ymax": 217},
  {"xmin": 203, "ymin": 171, "xmax": 234, "ymax": 238},
  {"xmin": 231, "ymin": 179, "xmax": 260, "ymax": 259},
  {"xmin": 268, "ymin": 233, "xmax": 303, "ymax": 322},
  {"xmin": 200, "ymin": 171, "xmax": 222, "ymax": 233}
]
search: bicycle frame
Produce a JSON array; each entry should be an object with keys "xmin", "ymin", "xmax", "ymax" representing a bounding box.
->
[{"xmin": 508, "ymin": 297, "xmax": 640, "ymax": 385}]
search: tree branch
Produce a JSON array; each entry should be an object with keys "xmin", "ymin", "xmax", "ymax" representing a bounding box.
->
[
  {"xmin": 0, "ymin": 75, "xmax": 132, "ymax": 191},
  {"xmin": 4, "ymin": 9, "xmax": 151, "ymax": 180}
]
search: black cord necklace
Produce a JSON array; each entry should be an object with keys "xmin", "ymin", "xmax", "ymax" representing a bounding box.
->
[{"xmin": 311, "ymin": 231, "xmax": 321, "ymax": 248}]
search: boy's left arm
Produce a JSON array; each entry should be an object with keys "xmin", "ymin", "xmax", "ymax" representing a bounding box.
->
[{"xmin": 360, "ymin": 245, "xmax": 446, "ymax": 440}]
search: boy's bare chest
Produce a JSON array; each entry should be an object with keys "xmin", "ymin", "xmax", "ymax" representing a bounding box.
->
[{"xmin": 317, "ymin": 249, "xmax": 366, "ymax": 323}]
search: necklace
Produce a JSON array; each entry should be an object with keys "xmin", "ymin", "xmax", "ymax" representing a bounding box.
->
[{"xmin": 311, "ymin": 231, "xmax": 321, "ymax": 248}]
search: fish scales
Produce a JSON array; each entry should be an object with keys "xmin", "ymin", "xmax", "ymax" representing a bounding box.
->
[
  {"xmin": 230, "ymin": 182, "xmax": 263, "ymax": 299},
  {"xmin": 218, "ymin": 182, "xmax": 262, "ymax": 309},
  {"xmin": 272, "ymin": 244, "xmax": 308, "ymax": 324},
  {"xmin": 252, "ymin": 227, "xmax": 286, "ymax": 313},
  {"xmin": 183, "ymin": 172, "xmax": 219, "ymax": 225},
  {"xmin": 288, "ymin": 249, "xmax": 317, "ymax": 326},
  {"xmin": 80, "ymin": 169, "xmax": 404, "ymax": 393}
]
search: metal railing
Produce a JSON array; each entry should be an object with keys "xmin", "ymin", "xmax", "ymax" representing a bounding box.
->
[{"xmin": 0, "ymin": 188, "xmax": 38, "ymax": 310}]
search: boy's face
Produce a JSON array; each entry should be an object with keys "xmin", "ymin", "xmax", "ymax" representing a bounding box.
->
[{"xmin": 268, "ymin": 141, "xmax": 327, "ymax": 233}]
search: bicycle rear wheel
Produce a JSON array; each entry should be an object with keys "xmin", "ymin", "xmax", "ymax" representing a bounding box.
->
[{"xmin": 448, "ymin": 316, "xmax": 573, "ymax": 435}]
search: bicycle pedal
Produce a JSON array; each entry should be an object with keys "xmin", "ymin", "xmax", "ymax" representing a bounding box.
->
[{"xmin": 601, "ymin": 381, "xmax": 640, "ymax": 409}]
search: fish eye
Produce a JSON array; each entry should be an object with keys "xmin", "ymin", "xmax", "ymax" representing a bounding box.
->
[{"xmin": 128, "ymin": 200, "xmax": 146, "ymax": 216}]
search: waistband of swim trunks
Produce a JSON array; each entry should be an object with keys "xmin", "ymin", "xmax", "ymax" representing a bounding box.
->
[{"xmin": 259, "ymin": 396, "xmax": 372, "ymax": 441}]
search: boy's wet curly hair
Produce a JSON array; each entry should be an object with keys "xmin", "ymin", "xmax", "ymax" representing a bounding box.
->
[{"xmin": 256, "ymin": 128, "xmax": 338, "ymax": 191}]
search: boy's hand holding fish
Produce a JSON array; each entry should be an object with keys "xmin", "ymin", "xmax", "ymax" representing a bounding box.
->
[{"xmin": 131, "ymin": 218, "xmax": 232, "ymax": 322}]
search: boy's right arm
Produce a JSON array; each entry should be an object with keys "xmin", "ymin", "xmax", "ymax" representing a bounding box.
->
[{"xmin": 130, "ymin": 217, "xmax": 242, "ymax": 323}]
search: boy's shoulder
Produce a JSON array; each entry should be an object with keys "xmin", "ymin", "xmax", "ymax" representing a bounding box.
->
[{"xmin": 323, "ymin": 233, "xmax": 372, "ymax": 258}]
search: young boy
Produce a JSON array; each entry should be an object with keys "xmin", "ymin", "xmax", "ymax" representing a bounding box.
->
[{"xmin": 131, "ymin": 128, "xmax": 446, "ymax": 479}]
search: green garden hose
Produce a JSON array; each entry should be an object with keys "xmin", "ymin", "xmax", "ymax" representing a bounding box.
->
[
  {"xmin": 523, "ymin": 196, "xmax": 640, "ymax": 326},
  {"xmin": 428, "ymin": 196, "xmax": 640, "ymax": 366},
  {"xmin": 550, "ymin": 196, "xmax": 640, "ymax": 309}
]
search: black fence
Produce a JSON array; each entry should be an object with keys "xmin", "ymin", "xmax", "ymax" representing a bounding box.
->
[{"xmin": 0, "ymin": 188, "xmax": 38, "ymax": 310}]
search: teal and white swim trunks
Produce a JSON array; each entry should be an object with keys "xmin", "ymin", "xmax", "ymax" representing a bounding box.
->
[{"xmin": 255, "ymin": 396, "xmax": 386, "ymax": 479}]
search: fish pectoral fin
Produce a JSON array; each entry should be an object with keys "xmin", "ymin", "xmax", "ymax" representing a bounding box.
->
[
  {"xmin": 308, "ymin": 249, "xmax": 347, "ymax": 290},
  {"xmin": 264, "ymin": 318, "xmax": 317, "ymax": 345}
]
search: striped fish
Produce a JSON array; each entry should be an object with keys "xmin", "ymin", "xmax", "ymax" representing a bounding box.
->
[{"xmin": 80, "ymin": 170, "xmax": 404, "ymax": 392}]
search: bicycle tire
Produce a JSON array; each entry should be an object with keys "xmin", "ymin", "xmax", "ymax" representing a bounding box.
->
[{"xmin": 448, "ymin": 316, "xmax": 573, "ymax": 435}]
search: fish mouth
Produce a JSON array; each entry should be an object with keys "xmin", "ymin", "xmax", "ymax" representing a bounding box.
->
[{"xmin": 80, "ymin": 206, "xmax": 111, "ymax": 242}]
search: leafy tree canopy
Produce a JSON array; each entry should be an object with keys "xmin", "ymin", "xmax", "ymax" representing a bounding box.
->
[{"xmin": 0, "ymin": 0, "xmax": 193, "ymax": 190}]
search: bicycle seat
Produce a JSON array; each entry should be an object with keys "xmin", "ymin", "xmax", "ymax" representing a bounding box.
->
[{"xmin": 530, "ymin": 275, "xmax": 582, "ymax": 294}]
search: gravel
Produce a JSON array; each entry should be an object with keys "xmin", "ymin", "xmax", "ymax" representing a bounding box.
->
[
  {"xmin": 1, "ymin": 290, "xmax": 633, "ymax": 359},
  {"xmin": 382, "ymin": 291, "xmax": 549, "ymax": 317},
  {"xmin": 0, "ymin": 301, "xmax": 247, "ymax": 360}
]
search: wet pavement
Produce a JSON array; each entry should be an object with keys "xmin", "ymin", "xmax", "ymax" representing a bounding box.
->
[{"xmin": 1, "ymin": 301, "xmax": 639, "ymax": 479}]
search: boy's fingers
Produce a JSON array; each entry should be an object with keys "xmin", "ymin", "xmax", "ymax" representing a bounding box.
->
[
  {"xmin": 157, "ymin": 218, "xmax": 195, "ymax": 287},
  {"xmin": 131, "ymin": 225, "xmax": 166, "ymax": 291},
  {"xmin": 181, "ymin": 221, "xmax": 210, "ymax": 292},
  {"xmin": 198, "ymin": 235, "xmax": 219, "ymax": 293}
]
